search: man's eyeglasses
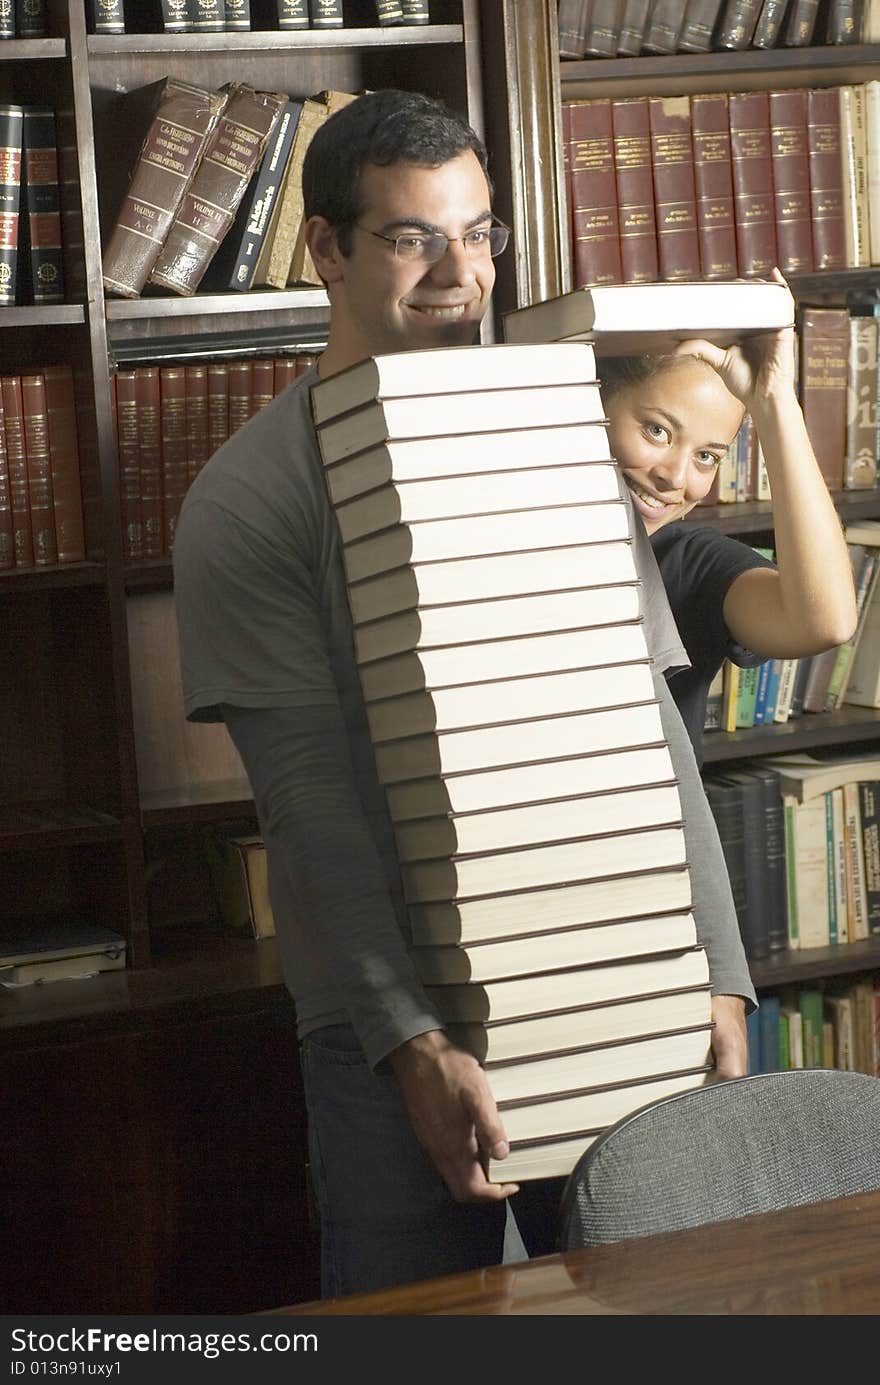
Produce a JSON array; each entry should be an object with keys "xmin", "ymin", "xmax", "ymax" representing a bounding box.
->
[{"xmin": 353, "ymin": 221, "xmax": 511, "ymax": 265}]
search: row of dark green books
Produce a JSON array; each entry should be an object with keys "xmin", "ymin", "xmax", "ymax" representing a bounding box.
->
[
  {"xmin": 0, "ymin": 0, "xmax": 48, "ymax": 38},
  {"xmin": 88, "ymin": 0, "xmax": 429, "ymax": 34},
  {"xmin": 0, "ymin": 106, "xmax": 64, "ymax": 308}
]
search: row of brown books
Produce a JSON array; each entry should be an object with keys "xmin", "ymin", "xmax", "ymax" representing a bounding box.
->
[
  {"xmin": 311, "ymin": 339, "xmax": 717, "ymax": 1182},
  {"xmin": 558, "ymin": 0, "xmax": 880, "ymax": 57},
  {"xmin": 0, "ymin": 0, "xmax": 48, "ymax": 38},
  {"xmin": 113, "ymin": 351, "xmax": 317, "ymax": 559},
  {"xmin": 89, "ymin": 0, "xmax": 430, "ymax": 34},
  {"xmin": 101, "ymin": 79, "xmax": 358, "ymax": 300},
  {"xmin": 0, "ymin": 105, "xmax": 65, "ymax": 307},
  {"xmin": 0, "ymin": 365, "xmax": 87, "ymax": 571},
  {"xmin": 562, "ymin": 83, "xmax": 880, "ymax": 290}
]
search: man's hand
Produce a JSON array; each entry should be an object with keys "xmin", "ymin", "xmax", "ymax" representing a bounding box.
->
[
  {"xmin": 711, "ymin": 994, "xmax": 749, "ymax": 1079},
  {"xmin": 388, "ymin": 1029, "xmax": 519, "ymax": 1203}
]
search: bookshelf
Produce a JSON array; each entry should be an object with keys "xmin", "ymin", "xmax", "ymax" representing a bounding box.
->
[
  {"xmin": 0, "ymin": 0, "xmax": 534, "ymax": 1314},
  {"xmin": 552, "ymin": 22, "xmax": 880, "ymax": 1001}
]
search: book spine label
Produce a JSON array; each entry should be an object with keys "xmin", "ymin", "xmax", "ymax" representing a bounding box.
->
[
  {"xmin": 586, "ymin": 0, "xmax": 624, "ymax": 54},
  {"xmin": 783, "ymin": 0, "xmax": 820, "ymax": 43},
  {"xmin": 23, "ymin": 108, "xmax": 65, "ymax": 304},
  {"xmin": 276, "ymin": 0, "xmax": 309, "ymax": 27},
  {"xmin": 752, "ymin": 0, "xmax": 788, "ymax": 44},
  {"xmin": 90, "ymin": 0, "xmax": 125, "ymax": 33},
  {"xmin": 374, "ymin": 0, "xmax": 405, "ymax": 21},
  {"xmin": 20, "ymin": 372, "xmax": 56, "ymax": 566},
  {"xmin": 827, "ymin": 0, "xmax": 861, "ymax": 41},
  {"xmin": 611, "ymin": 99, "xmax": 659, "ymax": 285},
  {"xmin": 691, "ymin": 94, "xmax": 738, "ymax": 281},
  {"xmin": 224, "ymin": 0, "xmax": 251, "ymax": 28},
  {"xmin": 136, "ymin": 367, "xmax": 163, "ymax": 559},
  {"xmin": 309, "ymin": 0, "xmax": 343, "ymax": 24},
  {"xmin": 768, "ymin": 89, "xmax": 814, "ymax": 275},
  {"xmin": 149, "ymin": 86, "xmax": 287, "ymax": 296},
  {"xmin": 227, "ymin": 361, "xmax": 252, "ymax": 434},
  {"xmin": 401, "ymin": 0, "xmax": 430, "ymax": 19},
  {"xmin": 0, "ymin": 0, "xmax": 13, "ymax": 37},
  {"xmin": 114, "ymin": 370, "xmax": 142, "ymax": 561},
  {"xmin": 678, "ymin": 0, "xmax": 725, "ymax": 49},
  {"xmin": 568, "ymin": 100, "xmax": 622, "ymax": 288},
  {"xmin": 648, "ymin": 97, "xmax": 701, "ymax": 282},
  {"xmin": 2, "ymin": 375, "xmax": 31, "ymax": 566},
  {"xmin": 184, "ymin": 364, "xmax": 209, "ymax": 482},
  {"xmin": 159, "ymin": 366, "xmax": 188, "ymax": 553},
  {"xmin": 16, "ymin": 0, "xmax": 48, "ymax": 36},
  {"xmin": 188, "ymin": 0, "xmax": 225, "ymax": 31},
  {"xmin": 807, "ymin": 87, "xmax": 847, "ymax": 271},
  {"xmin": 0, "ymin": 390, "xmax": 12, "ymax": 567},
  {"xmin": 728, "ymin": 91, "xmax": 777, "ymax": 277},
  {"xmin": 845, "ymin": 317, "xmax": 879, "ymax": 489},
  {"xmin": 0, "ymin": 106, "xmax": 23, "ymax": 307},
  {"xmin": 799, "ymin": 307, "xmax": 850, "ymax": 491},
  {"xmin": 227, "ymin": 98, "xmax": 300, "ymax": 292},
  {"xmin": 715, "ymin": 0, "xmax": 762, "ymax": 46},
  {"xmin": 42, "ymin": 365, "xmax": 85, "ymax": 564},
  {"xmin": 161, "ymin": 0, "xmax": 191, "ymax": 29},
  {"xmin": 102, "ymin": 81, "xmax": 228, "ymax": 299}
]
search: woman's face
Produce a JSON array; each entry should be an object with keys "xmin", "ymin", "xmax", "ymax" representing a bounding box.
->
[{"xmin": 605, "ymin": 358, "xmax": 745, "ymax": 534}]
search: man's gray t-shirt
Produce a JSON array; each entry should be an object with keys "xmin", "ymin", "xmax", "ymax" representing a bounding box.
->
[{"xmin": 173, "ymin": 370, "xmax": 753, "ymax": 1065}]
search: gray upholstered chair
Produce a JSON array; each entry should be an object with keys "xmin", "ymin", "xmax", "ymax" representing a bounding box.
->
[{"xmin": 558, "ymin": 1069, "xmax": 880, "ymax": 1250}]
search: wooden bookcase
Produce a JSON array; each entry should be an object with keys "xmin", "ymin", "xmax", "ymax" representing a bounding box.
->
[
  {"xmin": 0, "ymin": 0, "xmax": 543, "ymax": 1314},
  {"xmin": 552, "ymin": 25, "xmax": 880, "ymax": 993}
]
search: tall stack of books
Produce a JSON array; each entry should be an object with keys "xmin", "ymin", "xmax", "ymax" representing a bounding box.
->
[{"xmin": 311, "ymin": 341, "xmax": 716, "ymax": 1182}]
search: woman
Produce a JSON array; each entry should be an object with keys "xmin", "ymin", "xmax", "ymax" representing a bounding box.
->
[{"xmin": 601, "ymin": 289, "xmax": 858, "ymax": 760}]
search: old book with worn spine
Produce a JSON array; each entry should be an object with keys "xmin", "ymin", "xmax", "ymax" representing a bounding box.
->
[
  {"xmin": 807, "ymin": 86, "xmax": 847, "ymax": 271},
  {"xmin": 648, "ymin": 97, "xmax": 701, "ymax": 282},
  {"xmin": 728, "ymin": 91, "xmax": 777, "ymax": 278},
  {"xmin": 768, "ymin": 89, "xmax": 814, "ymax": 275},
  {"xmin": 20, "ymin": 372, "xmax": 56, "ymax": 566},
  {"xmin": 2, "ymin": 375, "xmax": 31, "ymax": 567},
  {"xmin": 799, "ymin": 307, "xmax": 850, "ymax": 492},
  {"xmin": 22, "ymin": 107, "xmax": 64, "ymax": 304},
  {"xmin": 0, "ymin": 106, "xmax": 23, "ymax": 306},
  {"xmin": 42, "ymin": 365, "xmax": 85, "ymax": 565},
  {"xmin": 149, "ymin": 84, "xmax": 288, "ymax": 296},
  {"xmin": 102, "ymin": 79, "xmax": 228, "ymax": 298}
]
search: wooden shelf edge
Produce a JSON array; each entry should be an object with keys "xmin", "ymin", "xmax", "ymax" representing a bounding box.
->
[
  {"xmin": 751, "ymin": 936, "xmax": 880, "ymax": 988},
  {"xmin": 0, "ymin": 37, "xmax": 66, "ymax": 58},
  {"xmin": 558, "ymin": 42, "xmax": 880, "ymax": 86},
  {"xmin": 86, "ymin": 23, "xmax": 463, "ymax": 54},
  {"xmin": 0, "ymin": 561, "xmax": 105, "ymax": 591},
  {"xmin": 0, "ymin": 304, "xmax": 85, "ymax": 325},
  {"xmin": 0, "ymin": 803, "xmax": 124, "ymax": 850},
  {"xmin": 702, "ymin": 708, "xmax": 880, "ymax": 763},
  {"xmin": 105, "ymin": 288, "xmax": 330, "ymax": 320},
  {"xmin": 686, "ymin": 489, "xmax": 880, "ymax": 535}
]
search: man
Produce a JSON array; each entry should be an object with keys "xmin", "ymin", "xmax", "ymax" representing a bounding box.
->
[{"xmin": 173, "ymin": 89, "xmax": 756, "ymax": 1299}]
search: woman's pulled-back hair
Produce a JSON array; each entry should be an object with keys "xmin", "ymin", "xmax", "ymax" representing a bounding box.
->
[
  {"xmin": 302, "ymin": 89, "xmax": 491, "ymax": 255},
  {"xmin": 598, "ymin": 354, "xmax": 680, "ymax": 403}
]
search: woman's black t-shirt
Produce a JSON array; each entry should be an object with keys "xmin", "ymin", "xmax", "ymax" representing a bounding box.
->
[{"xmin": 650, "ymin": 523, "xmax": 775, "ymax": 763}]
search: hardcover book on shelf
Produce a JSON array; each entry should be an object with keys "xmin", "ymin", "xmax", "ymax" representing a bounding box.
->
[
  {"xmin": 0, "ymin": 106, "xmax": 23, "ymax": 307},
  {"xmin": 806, "ymin": 86, "xmax": 847, "ymax": 272},
  {"xmin": 21, "ymin": 107, "xmax": 64, "ymax": 304},
  {"xmin": 690, "ymin": 94, "xmax": 737, "ymax": 282},
  {"xmin": 501, "ymin": 280, "xmax": 795, "ymax": 354},
  {"xmin": 0, "ymin": 918, "xmax": 126, "ymax": 989},
  {"xmin": 447, "ymin": 979, "xmax": 712, "ymax": 1065},
  {"xmin": 557, "ymin": 0, "xmax": 592, "ymax": 56},
  {"xmin": 21, "ymin": 371, "xmax": 56, "ymax": 566},
  {"xmin": 648, "ymin": 96, "xmax": 701, "ymax": 284},
  {"xmin": 839, "ymin": 84, "xmax": 870, "ymax": 269},
  {"xmin": 2, "ymin": 374, "xmax": 31, "ymax": 567},
  {"xmin": 752, "ymin": 0, "xmax": 791, "ymax": 44},
  {"xmin": 101, "ymin": 80, "xmax": 228, "ymax": 299},
  {"xmin": 798, "ymin": 307, "xmax": 849, "ymax": 492},
  {"xmin": 678, "ymin": 0, "xmax": 726, "ymax": 47},
  {"xmin": 642, "ymin": 0, "xmax": 688, "ymax": 50},
  {"xmin": 149, "ymin": 84, "xmax": 288, "ymax": 297},
  {"xmin": 782, "ymin": 0, "xmax": 821, "ymax": 42},
  {"xmin": 728, "ymin": 91, "xmax": 777, "ymax": 279},
  {"xmin": 216, "ymin": 98, "xmax": 302, "ymax": 293},
  {"xmin": 617, "ymin": 0, "xmax": 652, "ymax": 52},
  {"xmin": 844, "ymin": 315, "xmax": 879, "ymax": 489},
  {"xmin": 610, "ymin": 98, "xmax": 659, "ymax": 285},
  {"xmin": 42, "ymin": 365, "xmax": 85, "ymax": 566},
  {"xmin": 584, "ymin": 0, "xmax": 624, "ymax": 55},
  {"xmin": 715, "ymin": 0, "xmax": 763, "ymax": 45},
  {"xmin": 768, "ymin": 89, "xmax": 814, "ymax": 277},
  {"xmin": 276, "ymin": 0, "xmax": 309, "ymax": 27},
  {"xmin": 215, "ymin": 834, "xmax": 276, "ymax": 939},
  {"xmin": 566, "ymin": 99, "xmax": 622, "ymax": 288}
]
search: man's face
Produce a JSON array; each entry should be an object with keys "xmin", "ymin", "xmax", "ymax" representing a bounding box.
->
[{"xmin": 326, "ymin": 151, "xmax": 496, "ymax": 364}]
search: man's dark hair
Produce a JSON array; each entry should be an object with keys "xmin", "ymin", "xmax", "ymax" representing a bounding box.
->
[{"xmin": 302, "ymin": 89, "xmax": 491, "ymax": 255}]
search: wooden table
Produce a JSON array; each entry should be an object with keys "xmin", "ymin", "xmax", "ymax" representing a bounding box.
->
[{"xmin": 268, "ymin": 1189, "xmax": 880, "ymax": 1315}]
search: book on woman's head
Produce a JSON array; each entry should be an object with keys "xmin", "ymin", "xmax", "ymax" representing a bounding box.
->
[{"xmin": 502, "ymin": 279, "xmax": 795, "ymax": 353}]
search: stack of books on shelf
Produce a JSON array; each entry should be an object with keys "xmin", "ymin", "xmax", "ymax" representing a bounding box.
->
[
  {"xmin": 88, "ymin": 0, "xmax": 431, "ymax": 36},
  {"xmin": 746, "ymin": 981, "xmax": 880, "ymax": 1077},
  {"xmin": 0, "ymin": 105, "xmax": 65, "ymax": 307},
  {"xmin": 559, "ymin": 82, "xmax": 880, "ymax": 291},
  {"xmin": 112, "ymin": 349, "xmax": 317, "ymax": 559},
  {"xmin": 311, "ymin": 339, "xmax": 717, "ymax": 1182},
  {"xmin": 0, "ymin": 364, "xmax": 87, "ymax": 571},
  {"xmin": 558, "ymin": 0, "xmax": 880, "ymax": 60},
  {"xmin": 0, "ymin": 917, "xmax": 126, "ymax": 989},
  {"xmin": 100, "ymin": 78, "xmax": 358, "ymax": 300}
]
